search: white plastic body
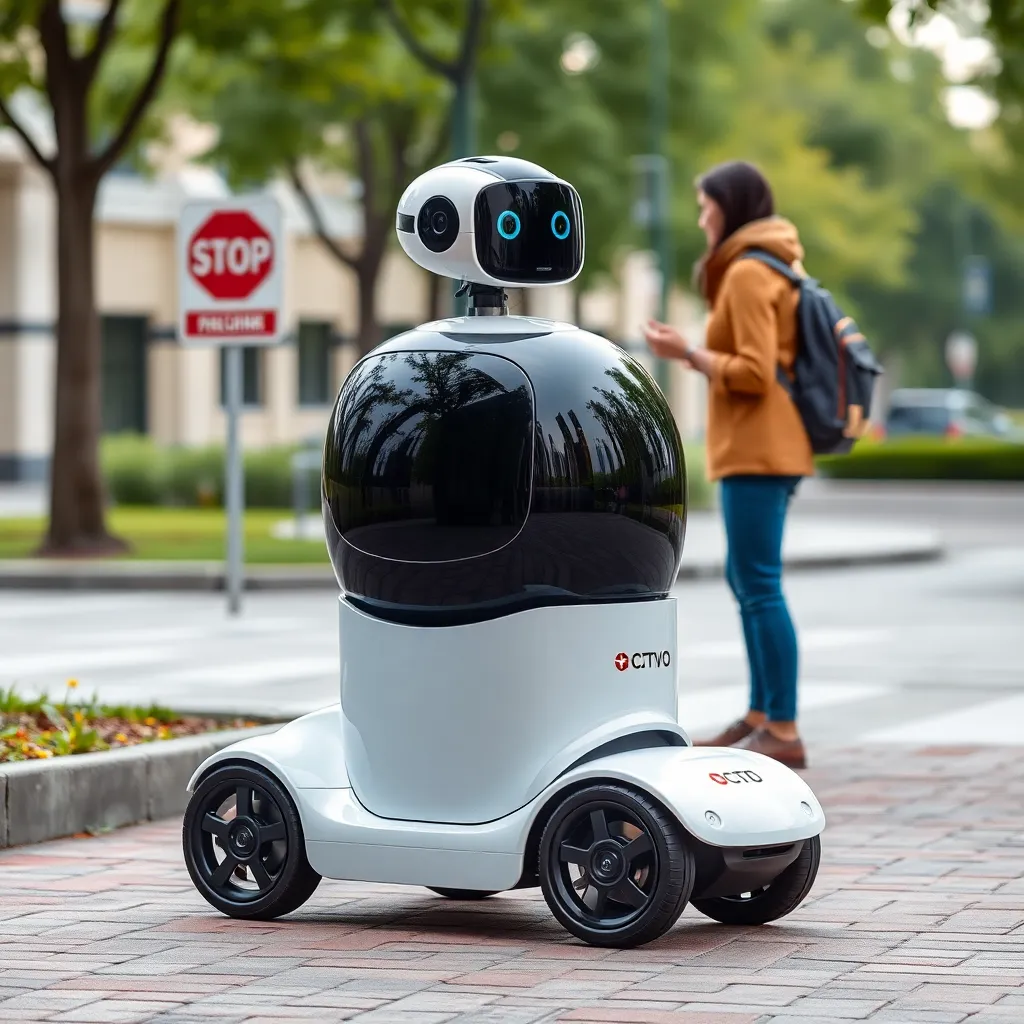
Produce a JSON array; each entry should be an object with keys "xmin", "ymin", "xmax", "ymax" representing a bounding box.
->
[
  {"xmin": 340, "ymin": 598, "xmax": 682, "ymax": 824},
  {"xmin": 395, "ymin": 161, "xmax": 584, "ymax": 288},
  {"xmin": 188, "ymin": 705, "xmax": 825, "ymax": 892},
  {"xmin": 187, "ymin": 598, "xmax": 826, "ymax": 893}
]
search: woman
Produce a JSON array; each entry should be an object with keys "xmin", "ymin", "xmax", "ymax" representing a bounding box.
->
[{"xmin": 644, "ymin": 160, "xmax": 813, "ymax": 769}]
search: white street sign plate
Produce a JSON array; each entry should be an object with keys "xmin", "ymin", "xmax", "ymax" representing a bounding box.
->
[{"xmin": 177, "ymin": 195, "xmax": 284, "ymax": 346}]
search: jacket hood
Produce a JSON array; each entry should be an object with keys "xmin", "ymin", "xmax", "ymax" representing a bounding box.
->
[{"xmin": 702, "ymin": 217, "xmax": 804, "ymax": 306}]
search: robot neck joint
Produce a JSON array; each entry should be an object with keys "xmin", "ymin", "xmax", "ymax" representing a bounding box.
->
[{"xmin": 458, "ymin": 282, "xmax": 508, "ymax": 316}]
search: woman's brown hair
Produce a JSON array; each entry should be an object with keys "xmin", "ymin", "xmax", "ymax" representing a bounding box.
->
[{"xmin": 694, "ymin": 160, "xmax": 775, "ymax": 296}]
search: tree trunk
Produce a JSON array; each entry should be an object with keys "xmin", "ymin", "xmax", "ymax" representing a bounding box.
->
[
  {"xmin": 356, "ymin": 262, "xmax": 381, "ymax": 357},
  {"xmin": 39, "ymin": 172, "xmax": 127, "ymax": 556},
  {"xmin": 427, "ymin": 272, "xmax": 449, "ymax": 321}
]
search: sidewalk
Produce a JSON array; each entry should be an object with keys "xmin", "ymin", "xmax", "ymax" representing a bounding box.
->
[
  {"xmin": 0, "ymin": 743, "xmax": 1020, "ymax": 1023},
  {"xmin": 0, "ymin": 512, "xmax": 943, "ymax": 591}
]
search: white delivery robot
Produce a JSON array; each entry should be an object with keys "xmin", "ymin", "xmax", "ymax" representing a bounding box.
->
[{"xmin": 182, "ymin": 156, "xmax": 825, "ymax": 948}]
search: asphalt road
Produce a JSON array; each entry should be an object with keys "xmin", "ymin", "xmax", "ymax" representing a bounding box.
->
[{"xmin": 2, "ymin": 483, "xmax": 1021, "ymax": 755}]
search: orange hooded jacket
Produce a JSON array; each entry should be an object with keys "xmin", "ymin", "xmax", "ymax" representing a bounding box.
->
[{"xmin": 700, "ymin": 216, "xmax": 815, "ymax": 482}]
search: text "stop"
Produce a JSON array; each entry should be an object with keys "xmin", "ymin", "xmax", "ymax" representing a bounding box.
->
[{"xmin": 191, "ymin": 237, "xmax": 272, "ymax": 278}]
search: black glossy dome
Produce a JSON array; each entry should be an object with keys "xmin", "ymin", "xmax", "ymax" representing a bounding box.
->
[{"xmin": 322, "ymin": 322, "xmax": 687, "ymax": 624}]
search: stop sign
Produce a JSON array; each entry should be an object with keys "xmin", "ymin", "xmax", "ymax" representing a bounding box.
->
[{"xmin": 188, "ymin": 210, "xmax": 274, "ymax": 301}]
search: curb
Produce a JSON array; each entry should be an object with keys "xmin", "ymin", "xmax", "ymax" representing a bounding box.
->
[
  {"xmin": 0, "ymin": 544, "xmax": 944, "ymax": 592},
  {"xmin": 0, "ymin": 725, "xmax": 278, "ymax": 850}
]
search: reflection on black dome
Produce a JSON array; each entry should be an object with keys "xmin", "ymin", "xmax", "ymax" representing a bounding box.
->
[
  {"xmin": 324, "ymin": 352, "xmax": 533, "ymax": 562},
  {"xmin": 322, "ymin": 328, "xmax": 686, "ymax": 625}
]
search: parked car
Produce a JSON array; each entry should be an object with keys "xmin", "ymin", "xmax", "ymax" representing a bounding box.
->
[{"xmin": 881, "ymin": 388, "xmax": 1018, "ymax": 440}]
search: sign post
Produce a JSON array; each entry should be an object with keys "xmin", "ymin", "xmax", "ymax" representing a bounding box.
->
[
  {"xmin": 177, "ymin": 195, "xmax": 284, "ymax": 615},
  {"xmin": 945, "ymin": 330, "xmax": 977, "ymax": 391}
]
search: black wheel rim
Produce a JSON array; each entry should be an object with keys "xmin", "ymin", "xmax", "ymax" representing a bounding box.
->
[
  {"xmin": 548, "ymin": 800, "xmax": 658, "ymax": 930},
  {"xmin": 190, "ymin": 779, "xmax": 288, "ymax": 903}
]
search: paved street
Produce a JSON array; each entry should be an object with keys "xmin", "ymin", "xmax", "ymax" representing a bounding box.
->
[
  {"xmin": 1, "ymin": 539, "xmax": 1022, "ymax": 750},
  {"xmin": 1, "ymin": 744, "xmax": 1022, "ymax": 1023},
  {"xmin": 1, "ymin": 483, "xmax": 1022, "ymax": 1022}
]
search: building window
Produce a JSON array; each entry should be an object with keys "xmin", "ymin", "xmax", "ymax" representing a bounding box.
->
[
  {"xmin": 297, "ymin": 321, "xmax": 333, "ymax": 406},
  {"xmin": 101, "ymin": 315, "xmax": 149, "ymax": 435},
  {"xmin": 219, "ymin": 347, "xmax": 262, "ymax": 407}
]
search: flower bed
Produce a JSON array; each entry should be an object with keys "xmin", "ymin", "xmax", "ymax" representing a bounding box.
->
[{"xmin": 0, "ymin": 681, "xmax": 257, "ymax": 763}]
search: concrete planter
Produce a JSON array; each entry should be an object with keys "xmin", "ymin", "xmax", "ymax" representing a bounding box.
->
[{"xmin": 0, "ymin": 724, "xmax": 278, "ymax": 849}]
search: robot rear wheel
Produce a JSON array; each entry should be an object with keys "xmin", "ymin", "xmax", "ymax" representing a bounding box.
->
[
  {"xmin": 538, "ymin": 783, "xmax": 695, "ymax": 948},
  {"xmin": 690, "ymin": 834, "xmax": 821, "ymax": 926},
  {"xmin": 183, "ymin": 763, "xmax": 321, "ymax": 920}
]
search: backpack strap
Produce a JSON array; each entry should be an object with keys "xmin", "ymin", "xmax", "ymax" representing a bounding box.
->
[
  {"xmin": 738, "ymin": 249, "xmax": 798, "ymax": 396},
  {"xmin": 740, "ymin": 248, "xmax": 803, "ymax": 286}
]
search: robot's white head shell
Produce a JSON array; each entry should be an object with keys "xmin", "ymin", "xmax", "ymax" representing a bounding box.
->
[{"xmin": 395, "ymin": 156, "xmax": 585, "ymax": 288}]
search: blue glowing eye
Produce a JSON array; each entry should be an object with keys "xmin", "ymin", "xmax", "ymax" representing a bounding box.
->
[
  {"xmin": 497, "ymin": 210, "xmax": 521, "ymax": 240},
  {"xmin": 551, "ymin": 211, "xmax": 571, "ymax": 240}
]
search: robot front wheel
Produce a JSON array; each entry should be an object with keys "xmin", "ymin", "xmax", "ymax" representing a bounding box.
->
[
  {"xmin": 182, "ymin": 763, "xmax": 321, "ymax": 921},
  {"xmin": 537, "ymin": 783, "xmax": 697, "ymax": 948}
]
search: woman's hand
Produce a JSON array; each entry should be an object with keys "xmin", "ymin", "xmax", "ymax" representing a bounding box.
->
[
  {"xmin": 643, "ymin": 320, "xmax": 716, "ymax": 379},
  {"xmin": 643, "ymin": 320, "xmax": 692, "ymax": 362}
]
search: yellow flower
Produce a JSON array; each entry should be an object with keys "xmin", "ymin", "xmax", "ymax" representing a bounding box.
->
[
  {"xmin": 73, "ymin": 710, "xmax": 84, "ymax": 724},
  {"xmin": 34, "ymin": 749, "xmax": 53, "ymax": 759},
  {"xmin": 67, "ymin": 679, "xmax": 79, "ymax": 689},
  {"xmin": 144, "ymin": 716, "xmax": 157, "ymax": 727},
  {"xmin": 115, "ymin": 733, "xmax": 128, "ymax": 743}
]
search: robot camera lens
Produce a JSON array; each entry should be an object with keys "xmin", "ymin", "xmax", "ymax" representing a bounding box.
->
[
  {"xmin": 497, "ymin": 210, "xmax": 521, "ymax": 240},
  {"xmin": 417, "ymin": 196, "xmax": 459, "ymax": 253},
  {"xmin": 551, "ymin": 211, "xmax": 571, "ymax": 240}
]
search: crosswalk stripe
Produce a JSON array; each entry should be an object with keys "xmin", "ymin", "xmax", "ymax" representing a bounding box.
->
[
  {"xmin": 860, "ymin": 692, "xmax": 1024, "ymax": 746},
  {"xmin": 678, "ymin": 681, "xmax": 891, "ymax": 734}
]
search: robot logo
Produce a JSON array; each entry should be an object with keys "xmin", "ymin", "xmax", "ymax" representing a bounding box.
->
[
  {"xmin": 613, "ymin": 651, "xmax": 671, "ymax": 671},
  {"xmin": 709, "ymin": 771, "xmax": 764, "ymax": 786}
]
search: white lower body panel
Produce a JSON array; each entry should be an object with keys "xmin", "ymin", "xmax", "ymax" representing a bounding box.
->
[{"xmin": 189, "ymin": 706, "xmax": 826, "ymax": 894}]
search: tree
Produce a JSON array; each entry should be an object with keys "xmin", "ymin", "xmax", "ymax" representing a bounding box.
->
[
  {"xmin": 0, "ymin": 0, "xmax": 181, "ymax": 555},
  {"xmin": 378, "ymin": 0, "xmax": 489, "ymax": 158},
  {"xmin": 186, "ymin": 12, "xmax": 451, "ymax": 357}
]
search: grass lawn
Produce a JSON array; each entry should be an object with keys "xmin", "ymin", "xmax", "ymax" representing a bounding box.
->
[{"xmin": 0, "ymin": 507, "xmax": 330, "ymax": 563}]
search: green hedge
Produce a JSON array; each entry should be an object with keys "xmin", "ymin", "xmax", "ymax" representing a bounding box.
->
[
  {"xmin": 101, "ymin": 435, "xmax": 315, "ymax": 509},
  {"xmin": 817, "ymin": 438, "xmax": 1024, "ymax": 481},
  {"xmin": 101, "ymin": 435, "xmax": 717, "ymax": 511}
]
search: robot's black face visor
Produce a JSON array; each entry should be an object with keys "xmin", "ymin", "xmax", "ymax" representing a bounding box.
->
[{"xmin": 474, "ymin": 181, "xmax": 583, "ymax": 284}]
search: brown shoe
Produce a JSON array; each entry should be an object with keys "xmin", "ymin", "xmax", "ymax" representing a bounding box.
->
[
  {"xmin": 733, "ymin": 726, "xmax": 807, "ymax": 769},
  {"xmin": 691, "ymin": 718, "xmax": 757, "ymax": 747}
]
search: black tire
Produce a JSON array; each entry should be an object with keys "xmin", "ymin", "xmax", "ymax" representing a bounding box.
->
[
  {"xmin": 538, "ymin": 783, "xmax": 695, "ymax": 948},
  {"xmin": 183, "ymin": 763, "xmax": 321, "ymax": 920},
  {"xmin": 427, "ymin": 888, "xmax": 500, "ymax": 900},
  {"xmin": 691, "ymin": 835, "xmax": 821, "ymax": 926}
]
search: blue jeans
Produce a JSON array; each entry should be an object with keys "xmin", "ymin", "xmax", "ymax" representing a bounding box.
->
[{"xmin": 720, "ymin": 475, "xmax": 801, "ymax": 722}]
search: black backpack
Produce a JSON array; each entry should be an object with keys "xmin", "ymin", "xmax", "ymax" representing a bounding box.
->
[{"xmin": 740, "ymin": 249, "xmax": 883, "ymax": 455}]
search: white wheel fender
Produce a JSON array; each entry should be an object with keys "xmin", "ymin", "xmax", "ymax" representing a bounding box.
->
[
  {"xmin": 534, "ymin": 745, "xmax": 825, "ymax": 849},
  {"xmin": 186, "ymin": 706, "xmax": 350, "ymax": 795}
]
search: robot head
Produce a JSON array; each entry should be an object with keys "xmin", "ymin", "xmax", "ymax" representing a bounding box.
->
[{"xmin": 395, "ymin": 156, "xmax": 584, "ymax": 288}]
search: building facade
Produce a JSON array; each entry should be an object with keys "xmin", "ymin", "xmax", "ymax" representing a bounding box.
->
[{"xmin": 0, "ymin": 130, "xmax": 707, "ymax": 482}]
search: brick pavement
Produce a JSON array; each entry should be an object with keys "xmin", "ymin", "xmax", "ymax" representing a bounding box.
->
[{"xmin": 0, "ymin": 744, "xmax": 1022, "ymax": 1024}]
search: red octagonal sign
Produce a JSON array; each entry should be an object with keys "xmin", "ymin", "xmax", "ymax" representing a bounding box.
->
[{"xmin": 188, "ymin": 210, "xmax": 273, "ymax": 301}]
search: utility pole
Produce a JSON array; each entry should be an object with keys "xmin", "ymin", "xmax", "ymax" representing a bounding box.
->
[
  {"xmin": 451, "ymin": 77, "xmax": 475, "ymax": 316},
  {"xmin": 649, "ymin": 0, "xmax": 672, "ymax": 395}
]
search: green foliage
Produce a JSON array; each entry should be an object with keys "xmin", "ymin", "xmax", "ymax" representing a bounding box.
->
[
  {"xmin": 476, "ymin": 0, "xmax": 749, "ymax": 290},
  {"xmin": 0, "ymin": 684, "xmax": 256, "ymax": 763},
  {"xmin": 100, "ymin": 435, "xmax": 311, "ymax": 509},
  {"xmin": 817, "ymin": 437, "xmax": 1024, "ymax": 480}
]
